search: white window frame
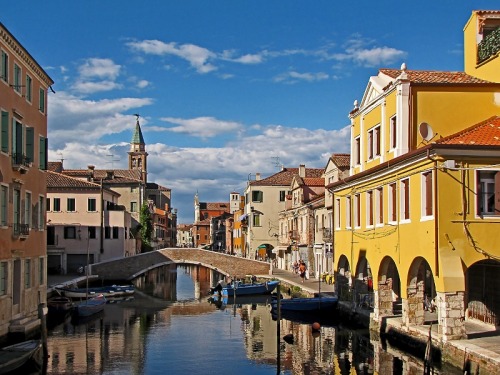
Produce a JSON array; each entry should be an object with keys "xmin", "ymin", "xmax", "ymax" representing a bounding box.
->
[
  {"xmin": 388, "ymin": 182, "xmax": 397, "ymax": 224},
  {"xmin": 367, "ymin": 124, "xmax": 381, "ymax": 161},
  {"xmin": 354, "ymin": 136, "xmax": 361, "ymax": 165},
  {"xmin": 366, "ymin": 190, "xmax": 374, "ymax": 228},
  {"xmin": 346, "ymin": 196, "xmax": 351, "ymax": 229},
  {"xmin": 389, "ymin": 115, "xmax": 397, "ymax": 150},
  {"xmin": 335, "ymin": 198, "xmax": 341, "ymax": 229},
  {"xmin": 375, "ymin": 187, "xmax": 384, "ymax": 227},
  {"xmin": 400, "ymin": 178, "xmax": 410, "ymax": 223},
  {"xmin": 421, "ymin": 171, "xmax": 434, "ymax": 221},
  {"xmin": 354, "ymin": 194, "xmax": 361, "ymax": 228},
  {"xmin": 476, "ymin": 169, "xmax": 500, "ymax": 217}
]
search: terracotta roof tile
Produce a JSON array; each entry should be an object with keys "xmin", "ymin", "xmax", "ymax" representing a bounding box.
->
[
  {"xmin": 437, "ymin": 116, "xmax": 500, "ymax": 146},
  {"xmin": 62, "ymin": 169, "xmax": 143, "ymax": 184},
  {"xmin": 249, "ymin": 167, "xmax": 323, "ymax": 186},
  {"xmin": 303, "ymin": 177, "xmax": 324, "ymax": 186},
  {"xmin": 380, "ymin": 69, "xmax": 494, "ymax": 84},
  {"xmin": 330, "ymin": 153, "xmax": 350, "ymax": 169},
  {"xmin": 47, "ymin": 171, "xmax": 102, "ymax": 189},
  {"xmin": 47, "ymin": 161, "xmax": 63, "ymax": 173}
]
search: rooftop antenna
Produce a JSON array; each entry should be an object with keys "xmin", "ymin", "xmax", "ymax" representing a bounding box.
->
[
  {"xmin": 57, "ymin": 152, "xmax": 64, "ymax": 164},
  {"xmin": 271, "ymin": 156, "xmax": 283, "ymax": 170},
  {"xmin": 106, "ymin": 154, "xmax": 120, "ymax": 168},
  {"xmin": 133, "ymin": 113, "xmax": 140, "ymax": 122}
]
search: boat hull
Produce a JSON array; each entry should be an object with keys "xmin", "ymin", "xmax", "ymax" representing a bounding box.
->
[
  {"xmin": 74, "ymin": 295, "xmax": 106, "ymax": 317},
  {"xmin": 271, "ymin": 296, "xmax": 338, "ymax": 312},
  {"xmin": 47, "ymin": 296, "xmax": 73, "ymax": 315},
  {"xmin": 57, "ymin": 285, "xmax": 135, "ymax": 299},
  {"xmin": 222, "ymin": 280, "xmax": 279, "ymax": 296},
  {"xmin": 0, "ymin": 340, "xmax": 42, "ymax": 374}
]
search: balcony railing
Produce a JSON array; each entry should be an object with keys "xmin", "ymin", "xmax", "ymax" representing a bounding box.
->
[
  {"xmin": 13, "ymin": 223, "xmax": 29, "ymax": 237},
  {"xmin": 289, "ymin": 230, "xmax": 298, "ymax": 240},
  {"xmin": 323, "ymin": 228, "xmax": 332, "ymax": 242},
  {"xmin": 11, "ymin": 153, "xmax": 31, "ymax": 173},
  {"xmin": 478, "ymin": 27, "xmax": 500, "ymax": 63}
]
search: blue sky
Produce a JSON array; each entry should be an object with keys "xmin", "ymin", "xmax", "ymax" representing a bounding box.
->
[{"xmin": 2, "ymin": 1, "xmax": 499, "ymax": 223}]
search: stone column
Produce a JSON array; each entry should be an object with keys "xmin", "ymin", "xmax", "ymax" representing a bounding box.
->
[
  {"xmin": 403, "ymin": 281, "xmax": 424, "ymax": 326},
  {"xmin": 437, "ymin": 291, "xmax": 466, "ymax": 340},
  {"xmin": 376, "ymin": 278, "xmax": 394, "ymax": 318}
]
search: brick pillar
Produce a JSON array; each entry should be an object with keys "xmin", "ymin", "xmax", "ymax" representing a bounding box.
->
[
  {"xmin": 403, "ymin": 281, "xmax": 424, "ymax": 326},
  {"xmin": 376, "ymin": 278, "xmax": 394, "ymax": 319},
  {"xmin": 437, "ymin": 291, "xmax": 466, "ymax": 340}
]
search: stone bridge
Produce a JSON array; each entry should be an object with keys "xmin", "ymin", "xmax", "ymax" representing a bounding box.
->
[{"xmin": 89, "ymin": 248, "xmax": 271, "ymax": 281}]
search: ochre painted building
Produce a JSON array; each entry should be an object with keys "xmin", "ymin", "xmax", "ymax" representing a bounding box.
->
[{"xmin": 328, "ymin": 10, "xmax": 500, "ymax": 339}]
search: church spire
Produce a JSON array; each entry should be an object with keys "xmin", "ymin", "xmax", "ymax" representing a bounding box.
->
[{"xmin": 128, "ymin": 114, "xmax": 148, "ymax": 183}]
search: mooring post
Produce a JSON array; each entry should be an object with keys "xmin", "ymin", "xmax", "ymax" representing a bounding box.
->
[{"xmin": 38, "ymin": 302, "xmax": 48, "ymax": 359}]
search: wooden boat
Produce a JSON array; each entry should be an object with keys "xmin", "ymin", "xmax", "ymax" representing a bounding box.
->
[
  {"xmin": 271, "ymin": 294, "xmax": 338, "ymax": 312},
  {"xmin": 74, "ymin": 294, "xmax": 106, "ymax": 317},
  {"xmin": 222, "ymin": 280, "xmax": 280, "ymax": 296},
  {"xmin": 0, "ymin": 340, "xmax": 42, "ymax": 374},
  {"xmin": 56, "ymin": 284, "xmax": 135, "ymax": 299},
  {"xmin": 47, "ymin": 296, "xmax": 73, "ymax": 315}
]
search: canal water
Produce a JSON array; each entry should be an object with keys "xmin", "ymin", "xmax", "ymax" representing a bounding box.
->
[{"xmin": 45, "ymin": 265, "xmax": 462, "ymax": 374}]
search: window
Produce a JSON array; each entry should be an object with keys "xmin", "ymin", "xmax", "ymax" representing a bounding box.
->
[
  {"xmin": 389, "ymin": 183, "xmax": 397, "ymax": 222},
  {"xmin": 39, "ymin": 136, "xmax": 47, "ymax": 170},
  {"xmin": 367, "ymin": 125, "xmax": 381, "ymax": 159},
  {"xmin": 354, "ymin": 136, "xmax": 361, "ymax": 165},
  {"xmin": 25, "ymin": 192, "xmax": 31, "ymax": 228},
  {"xmin": 38, "ymin": 196, "xmax": 44, "ymax": 230},
  {"xmin": 25, "ymin": 259, "xmax": 31, "ymax": 289},
  {"xmin": 46, "ymin": 198, "xmax": 50, "ymax": 212},
  {"xmin": 477, "ymin": 170, "xmax": 500, "ymax": 216},
  {"xmin": 88, "ymin": 226, "xmax": 96, "ymax": 239},
  {"xmin": 130, "ymin": 201, "xmax": 137, "ymax": 212},
  {"xmin": 1, "ymin": 111, "xmax": 8, "ymax": 153},
  {"xmin": 67, "ymin": 198, "xmax": 76, "ymax": 212},
  {"xmin": 422, "ymin": 171, "xmax": 433, "ymax": 217},
  {"xmin": 376, "ymin": 187, "xmax": 384, "ymax": 225},
  {"xmin": 252, "ymin": 190, "xmax": 263, "ymax": 202},
  {"xmin": 1, "ymin": 50, "xmax": 8, "ymax": 82},
  {"xmin": 279, "ymin": 190, "xmax": 286, "ymax": 202},
  {"xmin": 401, "ymin": 178, "xmax": 410, "ymax": 221},
  {"xmin": 13, "ymin": 189, "xmax": 20, "ymax": 227},
  {"xmin": 335, "ymin": 198, "xmax": 341, "ymax": 229},
  {"xmin": 26, "ymin": 127, "xmax": 34, "ymax": 164},
  {"xmin": 354, "ymin": 194, "xmax": 360, "ymax": 227},
  {"xmin": 366, "ymin": 190, "xmax": 374, "ymax": 226},
  {"xmin": 39, "ymin": 88, "xmax": 45, "ymax": 113},
  {"xmin": 26, "ymin": 75, "xmax": 32, "ymax": 102},
  {"xmin": 53, "ymin": 198, "xmax": 61, "ymax": 212},
  {"xmin": 0, "ymin": 185, "xmax": 7, "ymax": 226},
  {"xmin": 390, "ymin": 115, "xmax": 397, "ymax": 149},
  {"xmin": 0, "ymin": 262, "xmax": 6, "ymax": 295},
  {"xmin": 88, "ymin": 198, "xmax": 96, "ymax": 212},
  {"xmin": 13, "ymin": 64, "xmax": 21, "ymax": 93},
  {"xmin": 12, "ymin": 119, "xmax": 24, "ymax": 164},
  {"xmin": 346, "ymin": 197, "xmax": 351, "ymax": 228},
  {"xmin": 105, "ymin": 226, "xmax": 111, "ymax": 239},
  {"xmin": 64, "ymin": 226, "xmax": 76, "ymax": 239},
  {"xmin": 252, "ymin": 214, "xmax": 261, "ymax": 227},
  {"xmin": 39, "ymin": 257, "xmax": 44, "ymax": 285},
  {"xmin": 113, "ymin": 227, "xmax": 119, "ymax": 239}
]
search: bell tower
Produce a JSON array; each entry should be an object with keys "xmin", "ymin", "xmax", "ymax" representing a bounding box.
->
[{"xmin": 128, "ymin": 114, "xmax": 148, "ymax": 183}]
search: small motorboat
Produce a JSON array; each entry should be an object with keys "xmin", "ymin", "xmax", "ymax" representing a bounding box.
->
[
  {"xmin": 56, "ymin": 284, "xmax": 135, "ymax": 299},
  {"xmin": 73, "ymin": 294, "xmax": 106, "ymax": 317},
  {"xmin": 222, "ymin": 280, "xmax": 280, "ymax": 297},
  {"xmin": 271, "ymin": 294, "xmax": 338, "ymax": 312},
  {"xmin": 47, "ymin": 296, "xmax": 73, "ymax": 316},
  {"xmin": 0, "ymin": 340, "xmax": 42, "ymax": 374}
]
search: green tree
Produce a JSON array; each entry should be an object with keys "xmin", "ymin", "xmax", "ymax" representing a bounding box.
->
[{"xmin": 139, "ymin": 203, "xmax": 153, "ymax": 252}]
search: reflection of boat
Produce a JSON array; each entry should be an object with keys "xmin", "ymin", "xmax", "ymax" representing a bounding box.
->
[
  {"xmin": 47, "ymin": 296, "xmax": 73, "ymax": 316},
  {"xmin": 271, "ymin": 307, "xmax": 338, "ymax": 325},
  {"xmin": 74, "ymin": 294, "xmax": 106, "ymax": 317},
  {"xmin": 56, "ymin": 284, "xmax": 135, "ymax": 299},
  {"xmin": 222, "ymin": 280, "xmax": 280, "ymax": 296},
  {"xmin": 271, "ymin": 294, "xmax": 338, "ymax": 312},
  {"xmin": 0, "ymin": 340, "xmax": 42, "ymax": 374},
  {"xmin": 209, "ymin": 294, "xmax": 273, "ymax": 306}
]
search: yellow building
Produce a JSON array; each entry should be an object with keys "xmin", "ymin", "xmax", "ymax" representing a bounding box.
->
[{"xmin": 328, "ymin": 10, "xmax": 500, "ymax": 339}]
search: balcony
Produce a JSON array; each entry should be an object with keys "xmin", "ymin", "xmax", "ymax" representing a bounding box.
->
[
  {"xmin": 11, "ymin": 153, "xmax": 31, "ymax": 173},
  {"xmin": 289, "ymin": 230, "xmax": 298, "ymax": 241},
  {"xmin": 323, "ymin": 228, "xmax": 332, "ymax": 242},
  {"xmin": 13, "ymin": 223, "xmax": 29, "ymax": 239},
  {"xmin": 478, "ymin": 27, "xmax": 500, "ymax": 63}
]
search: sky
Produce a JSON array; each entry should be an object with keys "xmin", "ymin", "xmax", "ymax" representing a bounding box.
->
[{"xmin": 2, "ymin": 1, "xmax": 499, "ymax": 223}]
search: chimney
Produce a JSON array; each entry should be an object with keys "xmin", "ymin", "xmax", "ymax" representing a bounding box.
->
[
  {"xmin": 106, "ymin": 170, "xmax": 114, "ymax": 180},
  {"xmin": 299, "ymin": 164, "xmax": 305, "ymax": 178},
  {"xmin": 87, "ymin": 165, "xmax": 95, "ymax": 181},
  {"xmin": 255, "ymin": 173, "xmax": 261, "ymax": 181}
]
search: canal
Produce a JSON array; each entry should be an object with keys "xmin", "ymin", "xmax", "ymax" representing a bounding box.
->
[{"xmin": 45, "ymin": 265, "xmax": 462, "ymax": 374}]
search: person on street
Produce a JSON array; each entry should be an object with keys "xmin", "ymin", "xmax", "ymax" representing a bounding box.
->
[{"xmin": 299, "ymin": 262, "xmax": 306, "ymax": 283}]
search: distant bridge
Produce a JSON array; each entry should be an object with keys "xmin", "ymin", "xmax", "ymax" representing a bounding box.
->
[{"xmin": 89, "ymin": 248, "xmax": 271, "ymax": 281}]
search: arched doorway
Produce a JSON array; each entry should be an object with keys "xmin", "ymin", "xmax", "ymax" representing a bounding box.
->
[
  {"xmin": 405, "ymin": 257, "xmax": 436, "ymax": 325},
  {"xmin": 466, "ymin": 259, "xmax": 500, "ymax": 326},
  {"xmin": 354, "ymin": 257, "xmax": 374, "ymax": 310},
  {"xmin": 336, "ymin": 255, "xmax": 351, "ymax": 301},
  {"xmin": 378, "ymin": 256, "xmax": 402, "ymax": 315}
]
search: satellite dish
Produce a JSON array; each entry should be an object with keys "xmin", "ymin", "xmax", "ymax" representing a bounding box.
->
[{"xmin": 419, "ymin": 122, "xmax": 434, "ymax": 141}]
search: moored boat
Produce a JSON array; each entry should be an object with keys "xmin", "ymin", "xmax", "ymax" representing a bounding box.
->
[
  {"xmin": 222, "ymin": 280, "xmax": 280, "ymax": 297},
  {"xmin": 271, "ymin": 294, "xmax": 338, "ymax": 312},
  {"xmin": 56, "ymin": 284, "xmax": 135, "ymax": 299},
  {"xmin": 74, "ymin": 294, "xmax": 106, "ymax": 317},
  {"xmin": 0, "ymin": 340, "xmax": 42, "ymax": 374},
  {"xmin": 47, "ymin": 296, "xmax": 73, "ymax": 316}
]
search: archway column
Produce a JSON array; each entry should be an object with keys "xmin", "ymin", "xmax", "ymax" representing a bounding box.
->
[
  {"xmin": 376, "ymin": 278, "xmax": 394, "ymax": 318},
  {"xmin": 403, "ymin": 281, "xmax": 425, "ymax": 326},
  {"xmin": 437, "ymin": 291, "xmax": 466, "ymax": 340}
]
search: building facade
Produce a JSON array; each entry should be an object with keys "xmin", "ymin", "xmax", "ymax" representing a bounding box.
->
[{"xmin": 0, "ymin": 22, "xmax": 53, "ymax": 337}]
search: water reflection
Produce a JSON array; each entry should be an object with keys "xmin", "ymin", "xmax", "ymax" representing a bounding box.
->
[{"xmin": 44, "ymin": 265, "xmax": 461, "ymax": 374}]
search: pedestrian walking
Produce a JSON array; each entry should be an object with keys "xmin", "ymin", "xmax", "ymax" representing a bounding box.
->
[{"xmin": 299, "ymin": 262, "xmax": 306, "ymax": 283}]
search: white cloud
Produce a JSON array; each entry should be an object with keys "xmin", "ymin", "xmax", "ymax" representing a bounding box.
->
[
  {"xmin": 274, "ymin": 71, "xmax": 330, "ymax": 84},
  {"xmin": 158, "ymin": 116, "xmax": 243, "ymax": 138},
  {"xmin": 72, "ymin": 80, "xmax": 123, "ymax": 93},
  {"xmin": 136, "ymin": 79, "xmax": 150, "ymax": 89},
  {"xmin": 78, "ymin": 58, "xmax": 121, "ymax": 80}
]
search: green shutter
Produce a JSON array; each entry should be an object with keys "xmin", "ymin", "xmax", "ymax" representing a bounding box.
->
[
  {"xmin": 0, "ymin": 111, "xmax": 8, "ymax": 153},
  {"xmin": 26, "ymin": 127, "xmax": 34, "ymax": 163},
  {"xmin": 39, "ymin": 137, "xmax": 47, "ymax": 170}
]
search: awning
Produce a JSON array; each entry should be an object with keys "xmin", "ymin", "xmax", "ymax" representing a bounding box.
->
[
  {"xmin": 257, "ymin": 244, "xmax": 267, "ymax": 249},
  {"xmin": 237, "ymin": 214, "xmax": 248, "ymax": 222}
]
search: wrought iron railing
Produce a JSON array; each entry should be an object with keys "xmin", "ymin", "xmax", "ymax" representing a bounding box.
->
[
  {"xmin": 11, "ymin": 153, "xmax": 31, "ymax": 168},
  {"xmin": 478, "ymin": 27, "xmax": 500, "ymax": 63},
  {"xmin": 13, "ymin": 223, "xmax": 29, "ymax": 236}
]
